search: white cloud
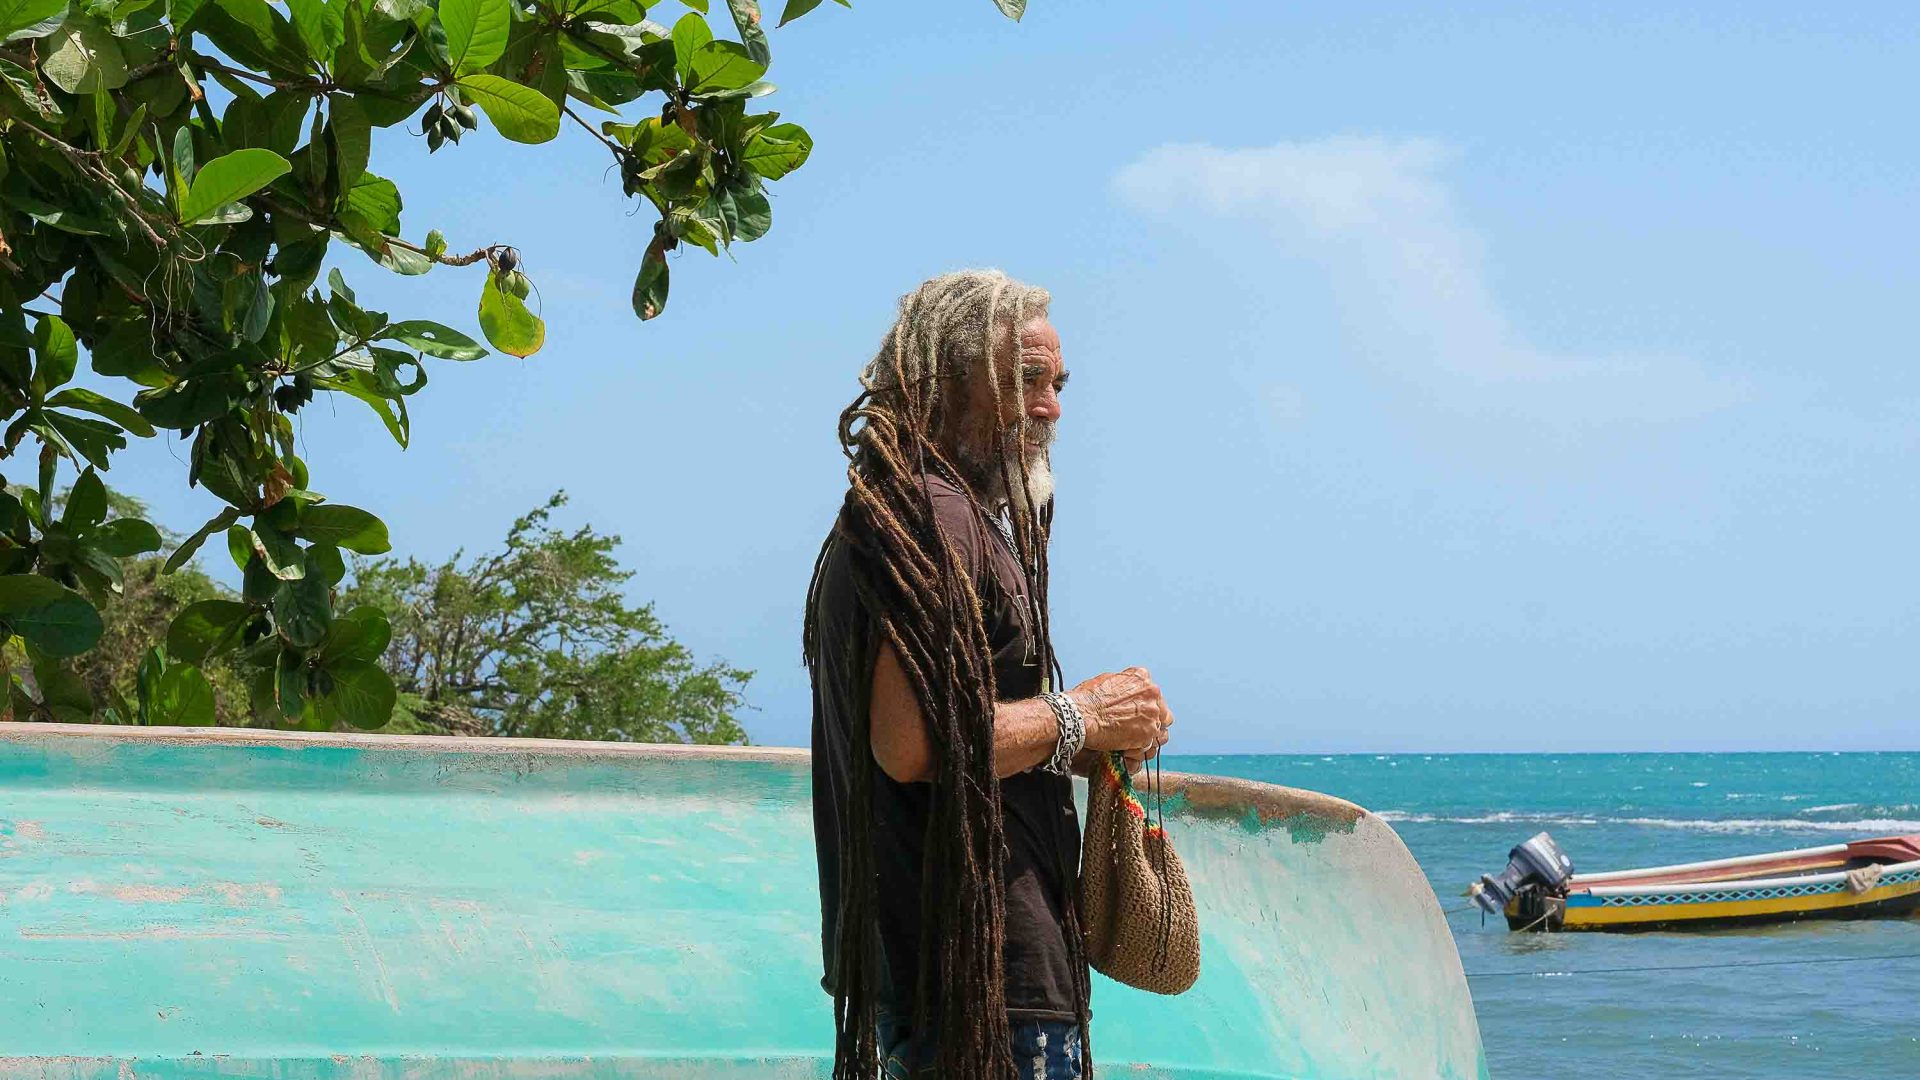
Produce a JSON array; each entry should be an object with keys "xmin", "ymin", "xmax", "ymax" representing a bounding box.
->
[{"xmin": 1112, "ymin": 137, "xmax": 1746, "ymax": 429}]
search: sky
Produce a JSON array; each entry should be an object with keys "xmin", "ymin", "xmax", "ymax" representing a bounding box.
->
[{"xmin": 39, "ymin": 2, "xmax": 1920, "ymax": 752}]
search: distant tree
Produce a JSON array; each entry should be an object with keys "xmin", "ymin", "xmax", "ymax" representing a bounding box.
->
[{"xmin": 340, "ymin": 492, "xmax": 748, "ymax": 744}]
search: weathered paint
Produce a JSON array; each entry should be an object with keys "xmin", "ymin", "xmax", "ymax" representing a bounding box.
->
[{"xmin": 0, "ymin": 725, "xmax": 1485, "ymax": 1079}]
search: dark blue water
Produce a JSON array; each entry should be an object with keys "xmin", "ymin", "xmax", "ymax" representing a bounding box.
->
[{"xmin": 1174, "ymin": 753, "xmax": 1920, "ymax": 1078}]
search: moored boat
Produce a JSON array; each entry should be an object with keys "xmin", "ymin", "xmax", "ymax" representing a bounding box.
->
[{"xmin": 1471, "ymin": 831, "xmax": 1920, "ymax": 932}]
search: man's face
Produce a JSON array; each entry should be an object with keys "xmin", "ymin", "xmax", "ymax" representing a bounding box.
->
[{"xmin": 951, "ymin": 316, "xmax": 1069, "ymax": 511}]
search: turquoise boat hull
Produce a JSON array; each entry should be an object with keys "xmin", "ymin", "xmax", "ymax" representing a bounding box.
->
[{"xmin": 0, "ymin": 725, "xmax": 1485, "ymax": 1079}]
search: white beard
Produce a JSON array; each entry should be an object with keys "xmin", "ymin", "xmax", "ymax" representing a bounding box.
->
[
  {"xmin": 1010, "ymin": 451, "xmax": 1054, "ymax": 518},
  {"xmin": 954, "ymin": 420, "xmax": 1056, "ymax": 515}
]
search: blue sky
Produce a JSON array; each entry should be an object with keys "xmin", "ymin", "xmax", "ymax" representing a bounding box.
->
[{"xmin": 60, "ymin": 2, "xmax": 1920, "ymax": 751}]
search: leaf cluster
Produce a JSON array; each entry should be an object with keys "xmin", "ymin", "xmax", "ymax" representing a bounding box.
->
[{"xmin": 0, "ymin": 0, "xmax": 1019, "ymax": 732}]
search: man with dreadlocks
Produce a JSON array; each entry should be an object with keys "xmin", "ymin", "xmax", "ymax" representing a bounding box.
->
[{"xmin": 805, "ymin": 269, "xmax": 1176, "ymax": 1080}]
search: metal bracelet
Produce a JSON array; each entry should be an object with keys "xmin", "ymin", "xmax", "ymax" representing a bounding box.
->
[{"xmin": 1040, "ymin": 692, "xmax": 1085, "ymax": 775}]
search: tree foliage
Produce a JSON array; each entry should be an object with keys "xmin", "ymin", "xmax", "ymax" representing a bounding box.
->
[
  {"xmin": 341, "ymin": 492, "xmax": 748, "ymax": 743},
  {"xmin": 0, "ymin": 0, "xmax": 1018, "ymax": 730}
]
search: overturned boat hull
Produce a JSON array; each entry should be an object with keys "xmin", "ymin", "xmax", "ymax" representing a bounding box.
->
[{"xmin": 0, "ymin": 724, "xmax": 1485, "ymax": 1079}]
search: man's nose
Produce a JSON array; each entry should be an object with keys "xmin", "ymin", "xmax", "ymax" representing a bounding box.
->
[{"xmin": 1028, "ymin": 386, "xmax": 1061, "ymax": 423}]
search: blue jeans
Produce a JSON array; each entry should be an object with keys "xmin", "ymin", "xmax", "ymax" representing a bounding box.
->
[{"xmin": 877, "ymin": 1006, "xmax": 1083, "ymax": 1079}]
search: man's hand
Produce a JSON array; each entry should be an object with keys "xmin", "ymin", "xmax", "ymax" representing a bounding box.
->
[{"xmin": 1070, "ymin": 667, "xmax": 1173, "ymax": 767}]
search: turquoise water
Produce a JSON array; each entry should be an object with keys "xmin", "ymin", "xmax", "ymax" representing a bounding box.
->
[{"xmin": 1175, "ymin": 752, "xmax": 1920, "ymax": 1079}]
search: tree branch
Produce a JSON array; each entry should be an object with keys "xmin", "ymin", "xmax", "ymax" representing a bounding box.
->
[
  {"xmin": 563, "ymin": 103, "xmax": 624, "ymax": 156},
  {"xmin": 188, "ymin": 54, "xmax": 336, "ymax": 95}
]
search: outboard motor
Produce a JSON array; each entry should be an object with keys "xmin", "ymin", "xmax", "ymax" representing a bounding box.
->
[{"xmin": 1469, "ymin": 831, "xmax": 1574, "ymax": 916}]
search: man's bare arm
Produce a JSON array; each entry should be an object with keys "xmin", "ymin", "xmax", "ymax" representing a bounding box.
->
[{"xmin": 870, "ymin": 643, "xmax": 1170, "ymax": 784}]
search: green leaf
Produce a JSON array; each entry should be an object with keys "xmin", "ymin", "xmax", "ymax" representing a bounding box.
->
[
  {"xmin": 226, "ymin": 524, "xmax": 254, "ymax": 571},
  {"xmin": 92, "ymin": 518, "xmax": 163, "ymax": 557},
  {"xmin": 200, "ymin": 0, "xmax": 311, "ymax": 76},
  {"xmin": 631, "ymin": 251, "xmax": 669, "ymax": 320},
  {"xmin": 741, "ymin": 121, "xmax": 811, "ymax": 180},
  {"xmin": 776, "ymin": 0, "xmax": 823, "ymax": 26},
  {"xmin": 681, "ymin": 0, "xmax": 706, "ymax": 9},
  {"xmin": 178, "ymin": 149, "xmax": 293, "ymax": 224},
  {"xmin": 328, "ymin": 93, "xmax": 371, "ymax": 197},
  {"xmin": 167, "ymin": 599, "xmax": 255, "ymax": 663},
  {"xmin": 10, "ymin": 196, "xmax": 113, "ymax": 235},
  {"xmin": 0, "ymin": 56, "xmax": 62, "ymax": 121},
  {"xmin": 61, "ymin": 469, "xmax": 107, "ymax": 530},
  {"xmin": 40, "ymin": 412, "xmax": 125, "ymax": 470},
  {"xmin": 165, "ymin": 507, "xmax": 243, "ymax": 572},
  {"xmin": 328, "ymin": 266, "xmax": 356, "ymax": 304},
  {"xmin": 457, "ymin": 73, "xmax": 560, "ymax": 143},
  {"xmin": 312, "ymin": 371, "xmax": 410, "ymax": 447},
  {"xmin": 721, "ymin": 182, "xmax": 770, "ymax": 242},
  {"xmin": 31, "ymin": 654, "xmax": 95, "ymax": 723},
  {"xmin": 272, "ymin": 572, "xmax": 331, "ymax": 647},
  {"xmin": 992, "ymin": 0, "xmax": 1023, "ymax": 20},
  {"xmin": 168, "ymin": 126, "xmax": 196, "ymax": 211},
  {"xmin": 441, "ymin": 0, "xmax": 510, "ymax": 75},
  {"xmin": 694, "ymin": 79, "xmax": 773, "ymax": 103},
  {"xmin": 287, "ymin": 0, "xmax": 345, "ymax": 63},
  {"xmin": 292, "ymin": 504, "xmax": 390, "ymax": 553},
  {"xmin": 341, "ymin": 173, "xmax": 402, "ymax": 234},
  {"xmin": 670, "ymin": 11, "xmax": 711, "ymax": 81},
  {"xmin": 135, "ymin": 375, "xmax": 241, "ymax": 430},
  {"xmin": 85, "ymin": 323, "xmax": 160, "ymax": 385},
  {"xmin": 686, "ymin": 40, "xmax": 764, "ymax": 93},
  {"xmin": 251, "ymin": 525, "xmax": 306, "ymax": 580},
  {"xmin": 320, "ymin": 605, "xmax": 391, "ymax": 664},
  {"xmin": 379, "ymin": 320, "xmax": 487, "ymax": 360},
  {"xmin": 274, "ymin": 645, "xmax": 307, "ymax": 720},
  {"xmin": 306, "ymin": 541, "xmax": 346, "ymax": 586},
  {"xmin": 41, "ymin": 17, "xmax": 129, "ymax": 96},
  {"xmin": 30, "ymin": 314, "xmax": 77, "ymax": 397},
  {"xmin": 478, "ymin": 269, "xmax": 545, "ymax": 357},
  {"xmin": 0, "ymin": 575, "xmax": 103, "ymax": 657},
  {"xmin": 69, "ymin": 541, "xmax": 124, "ymax": 597},
  {"xmin": 315, "ymin": 659, "xmax": 396, "ymax": 729},
  {"xmin": 149, "ymin": 664, "xmax": 216, "ymax": 725},
  {"xmin": 245, "ymin": 663, "xmax": 280, "ymax": 724},
  {"xmin": 47, "ymin": 388, "xmax": 157, "ymax": 437},
  {"xmin": 725, "ymin": 0, "xmax": 768, "ymax": 65},
  {"xmin": 0, "ymin": 0, "xmax": 64, "ymax": 38}
]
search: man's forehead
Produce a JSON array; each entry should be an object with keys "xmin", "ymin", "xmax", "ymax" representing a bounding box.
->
[{"xmin": 1018, "ymin": 318, "xmax": 1061, "ymax": 356}]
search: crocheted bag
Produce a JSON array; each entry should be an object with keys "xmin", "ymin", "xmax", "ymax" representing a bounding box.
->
[{"xmin": 1079, "ymin": 752, "xmax": 1200, "ymax": 994}]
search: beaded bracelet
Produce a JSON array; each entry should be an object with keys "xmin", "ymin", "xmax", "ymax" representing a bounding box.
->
[{"xmin": 1041, "ymin": 691, "xmax": 1086, "ymax": 775}]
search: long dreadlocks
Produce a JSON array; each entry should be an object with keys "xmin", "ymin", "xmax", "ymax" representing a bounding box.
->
[{"xmin": 804, "ymin": 269, "xmax": 1092, "ymax": 1079}]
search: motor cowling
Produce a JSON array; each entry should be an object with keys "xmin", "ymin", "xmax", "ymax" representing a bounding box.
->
[{"xmin": 1470, "ymin": 831, "xmax": 1574, "ymax": 915}]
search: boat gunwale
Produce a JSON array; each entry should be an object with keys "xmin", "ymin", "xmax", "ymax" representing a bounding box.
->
[
  {"xmin": 0, "ymin": 721, "xmax": 1370, "ymax": 830},
  {"xmin": 1569, "ymin": 842, "xmax": 1851, "ymax": 885},
  {"xmin": 1579, "ymin": 857, "xmax": 1920, "ymax": 898}
]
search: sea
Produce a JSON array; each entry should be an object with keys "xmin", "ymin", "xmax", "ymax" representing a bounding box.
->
[{"xmin": 1172, "ymin": 752, "xmax": 1920, "ymax": 1079}]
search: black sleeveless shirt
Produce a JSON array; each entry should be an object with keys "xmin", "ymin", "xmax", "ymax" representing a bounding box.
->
[{"xmin": 809, "ymin": 474, "xmax": 1081, "ymax": 1020}]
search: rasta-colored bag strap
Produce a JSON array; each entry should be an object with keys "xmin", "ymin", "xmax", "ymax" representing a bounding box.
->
[{"xmin": 1100, "ymin": 749, "xmax": 1177, "ymax": 973}]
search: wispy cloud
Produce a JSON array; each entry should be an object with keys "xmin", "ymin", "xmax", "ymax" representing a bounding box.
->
[{"xmin": 1113, "ymin": 137, "xmax": 1747, "ymax": 430}]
